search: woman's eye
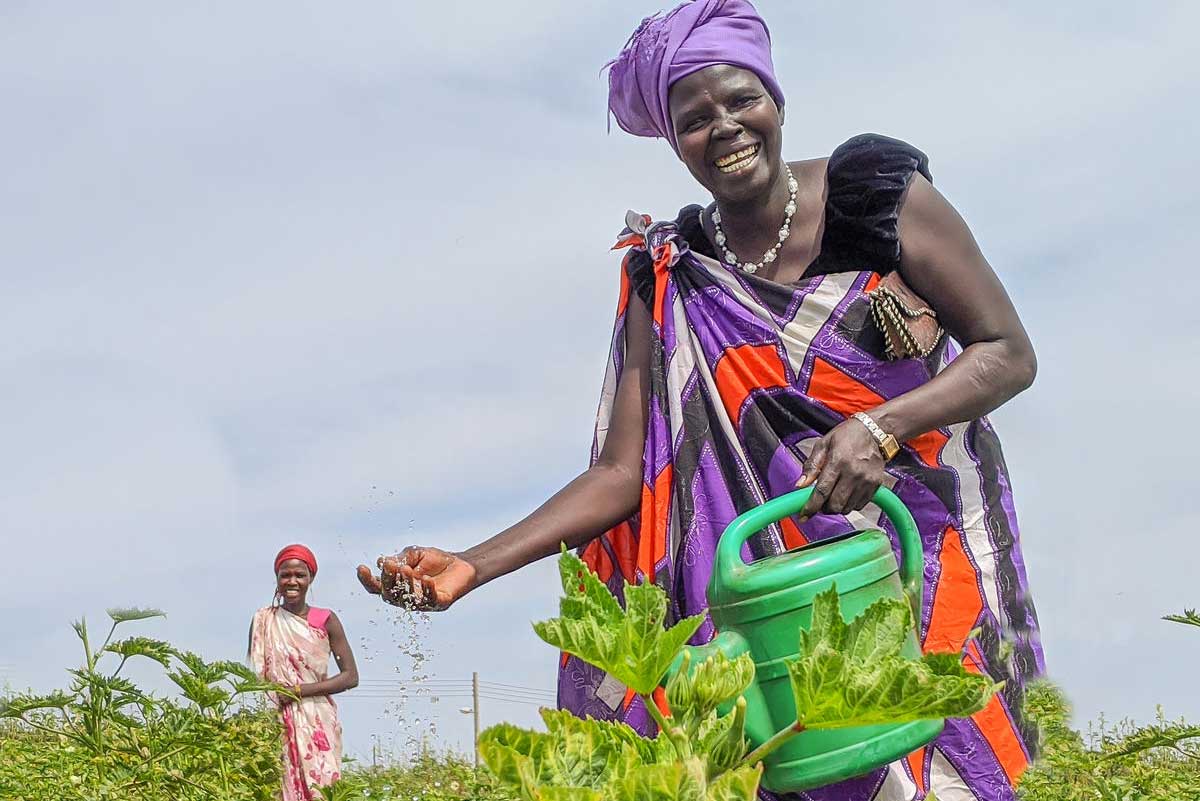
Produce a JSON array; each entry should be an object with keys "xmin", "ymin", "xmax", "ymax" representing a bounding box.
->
[
  {"xmin": 684, "ymin": 118, "xmax": 706, "ymax": 133},
  {"xmin": 734, "ymin": 95, "xmax": 759, "ymax": 108}
]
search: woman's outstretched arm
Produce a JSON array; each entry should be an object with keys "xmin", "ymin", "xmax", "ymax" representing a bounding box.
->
[{"xmin": 358, "ymin": 292, "xmax": 656, "ymax": 609}]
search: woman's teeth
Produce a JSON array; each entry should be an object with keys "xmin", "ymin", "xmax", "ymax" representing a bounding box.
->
[{"xmin": 715, "ymin": 145, "xmax": 759, "ymax": 173}]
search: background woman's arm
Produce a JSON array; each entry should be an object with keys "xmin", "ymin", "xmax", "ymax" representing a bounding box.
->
[{"xmin": 295, "ymin": 612, "xmax": 359, "ymax": 698}]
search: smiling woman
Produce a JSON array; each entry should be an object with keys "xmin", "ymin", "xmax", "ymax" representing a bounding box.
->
[
  {"xmin": 249, "ymin": 544, "xmax": 359, "ymax": 801},
  {"xmin": 358, "ymin": 1, "xmax": 1043, "ymax": 799}
]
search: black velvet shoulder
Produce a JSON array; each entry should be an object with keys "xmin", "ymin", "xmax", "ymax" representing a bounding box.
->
[{"xmin": 821, "ymin": 133, "xmax": 931, "ymax": 271}]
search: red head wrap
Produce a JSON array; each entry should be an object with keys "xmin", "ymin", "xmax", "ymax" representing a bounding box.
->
[{"xmin": 274, "ymin": 544, "xmax": 318, "ymax": 577}]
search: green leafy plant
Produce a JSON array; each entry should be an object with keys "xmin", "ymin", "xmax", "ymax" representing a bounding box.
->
[
  {"xmin": 1018, "ymin": 610, "xmax": 1200, "ymax": 800},
  {"xmin": 479, "ymin": 548, "xmax": 997, "ymax": 800},
  {"xmin": 0, "ymin": 608, "xmax": 283, "ymax": 801}
]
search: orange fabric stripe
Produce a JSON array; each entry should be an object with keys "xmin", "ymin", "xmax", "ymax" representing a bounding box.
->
[
  {"xmin": 560, "ymin": 652, "xmax": 569, "ymax": 669},
  {"xmin": 964, "ymin": 640, "xmax": 986, "ymax": 675},
  {"xmin": 651, "ymin": 244, "xmax": 674, "ymax": 328},
  {"xmin": 714, "ymin": 343, "xmax": 790, "ymax": 427},
  {"xmin": 958, "ymin": 640, "xmax": 1028, "ymax": 784},
  {"xmin": 582, "ymin": 539, "xmax": 614, "ymax": 583},
  {"xmin": 621, "ymin": 687, "xmax": 636, "ymax": 711},
  {"xmin": 652, "ymin": 687, "xmax": 671, "ymax": 718},
  {"xmin": 637, "ymin": 466, "xmax": 673, "ymax": 581},
  {"xmin": 924, "ymin": 526, "xmax": 983, "ymax": 654},
  {"xmin": 652, "ymin": 265, "xmax": 669, "ymax": 327},
  {"xmin": 607, "ymin": 522, "xmax": 638, "ymax": 584},
  {"xmin": 863, "ymin": 272, "xmax": 882, "ymax": 293},
  {"xmin": 616, "ymin": 253, "xmax": 632, "ymax": 318},
  {"xmin": 972, "ymin": 694, "xmax": 1029, "ymax": 785},
  {"xmin": 780, "ymin": 516, "xmax": 808, "ymax": 549},
  {"xmin": 905, "ymin": 747, "xmax": 927, "ymax": 794},
  {"xmin": 806, "ymin": 357, "xmax": 949, "ymax": 467}
]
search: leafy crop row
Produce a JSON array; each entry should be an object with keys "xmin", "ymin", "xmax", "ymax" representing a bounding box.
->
[{"xmin": 2, "ymin": 588, "xmax": 1197, "ymax": 799}]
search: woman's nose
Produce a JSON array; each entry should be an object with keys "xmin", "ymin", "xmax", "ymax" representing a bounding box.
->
[{"xmin": 712, "ymin": 112, "xmax": 743, "ymax": 139}]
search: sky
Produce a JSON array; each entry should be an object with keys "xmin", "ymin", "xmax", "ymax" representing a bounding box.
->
[{"xmin": 2, "ymin": 0, "xmax": 1199, "ymax": 761}]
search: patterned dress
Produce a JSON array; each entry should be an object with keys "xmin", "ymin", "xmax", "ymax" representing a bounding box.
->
[
  {"xmin": 249, "ymin": 605, "xmax": 344, "ymax": 800},
  {"xmin": 557, "ymin": 134, "xmax": 1043, "ymax": 801}
]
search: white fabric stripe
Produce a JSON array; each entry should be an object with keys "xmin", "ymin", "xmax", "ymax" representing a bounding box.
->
[
  {"xmin": 939, "ymin": 417, "xmax": 1003, "ymax": 627},
  {"xmin": 929, "ymin": 748, "xmax": 980, "ymax": 801},
  {"xmin": 874, "ymin": 760, "xmax": 919, "ymax": 800},
  {"xmin": 591, "ymin": 324, "xmax": 623, "ymax": 458},
  {"xmin": 784, "ymin": 271, "xmax": 860, "ymax": 377}
]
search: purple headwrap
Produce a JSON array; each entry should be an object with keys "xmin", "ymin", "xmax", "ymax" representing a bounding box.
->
[{"xmin": 606, "ymin": 0, "xmax": 784, "ymax": 154}]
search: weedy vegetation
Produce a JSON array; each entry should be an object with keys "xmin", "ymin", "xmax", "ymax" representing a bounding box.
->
[{"xmin": 1, "ymin": 580, "xmax": 1197, "ymax": 799}]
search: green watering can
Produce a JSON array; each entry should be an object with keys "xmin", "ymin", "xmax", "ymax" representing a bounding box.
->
[{"xmin": 670, "ymin": 486, "xmax": 941, "ymax": 793}]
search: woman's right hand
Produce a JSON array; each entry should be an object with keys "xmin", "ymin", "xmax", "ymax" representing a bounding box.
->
[{"xmin": 356, "ymin": 547, "xmax": 478, "ymax": 611}]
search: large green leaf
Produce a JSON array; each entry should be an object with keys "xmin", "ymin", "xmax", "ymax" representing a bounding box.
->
[
  {"xmin": 210, "ymin": 659, "xmax": 259, "ymax": 683},
  {"xmin": 478, "ymin": 737, "xmax": 539, "ymax": 792},
  {"xmin": 106, "ymin": 607, "xmax": 166, "ymax": 623},
  {"xmin": 172, "ymin": 650, "xmax": 227, "ymax": 684},
  {"xmin": 0, "ymin": 691, "xmax": 76, "ymax": 718},
  {"xmin": 609, "ymin": 759, "xmax": 707, "ymax": 801},
  {"xmin": 540, "ymin": 709, "xmax": 675, "ymax": 766},
  {"xmin": 788, "ymin": 589, "xmax": 999, "ymax": 730},
  {"xmin": 533, "ymin": 548, "xmax": 705, "ymax": 696},
  {"xmin": 104, "ymin": 636, "xmax": 175, "ymax": 668},
  {"xmin": 535, "ymin": 789, "xmax": 603, "ymax": 801},
  {"xmin": 704, "ymin": 764, "xmax": 761, "ymax": 801},
  {"xmin": 167, "ymin": 670, "xmax": 232, "ymax": 711},
  {"xmin": 481, "ymin": 715, "xmax": 643, "ymax": 791}
]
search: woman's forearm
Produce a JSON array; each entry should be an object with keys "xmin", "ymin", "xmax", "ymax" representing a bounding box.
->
[
  {"xmin": 461, "ymin": 461, "xmax": 642, "ymax": 587},
  {"xmin": 299, "ymin": 670, "xmax": 358, "ymax": 698},
  {"xmin": 871, "ymin": 338, "xmax": 1036, "ymax": 443}
]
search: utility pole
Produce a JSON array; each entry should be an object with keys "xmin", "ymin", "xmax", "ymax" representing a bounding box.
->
[{"xmin": 472, "ymin": 671, "xmax": 481, "ymax": 767}]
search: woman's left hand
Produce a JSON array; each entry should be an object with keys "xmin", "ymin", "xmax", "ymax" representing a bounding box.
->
[{"xmin": 796, "ymin": 418, "xmax": 886, "ymax": 519}]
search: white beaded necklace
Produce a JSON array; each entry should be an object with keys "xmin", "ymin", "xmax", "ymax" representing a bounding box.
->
[{"xmin": 709, "ymin": 163, "xmax": 799, "ymax": 275}]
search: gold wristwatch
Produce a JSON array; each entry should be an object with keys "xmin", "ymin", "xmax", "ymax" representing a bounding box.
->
[{"xmin": 852, "ymin": 411, "xmax": 900, "ymax": 460}]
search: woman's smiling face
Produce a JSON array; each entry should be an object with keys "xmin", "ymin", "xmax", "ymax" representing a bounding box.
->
[
  {"xmin": 276, "ymin": 559, "xmax": 312, "ymax": 604},
  {"xmin": 668, "ymin": 64, "xmax": 785, "ymax": 205}
]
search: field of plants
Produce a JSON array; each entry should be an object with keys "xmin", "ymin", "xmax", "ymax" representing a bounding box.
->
[{"xmin": 2, "ymin": 572, "xmax": 1198, "ymax": 800}]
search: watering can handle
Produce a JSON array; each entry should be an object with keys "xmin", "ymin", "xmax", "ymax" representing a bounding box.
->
[{"xmin": 715, "ymin": 486, "xmax": 924, "ymax": 614}]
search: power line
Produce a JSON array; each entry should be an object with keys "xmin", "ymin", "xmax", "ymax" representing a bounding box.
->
[
  {"xmin": 479, "ymin": 679, "xmax": 555, "ymax": 693},
  {"xmin": 357, "ymin": 677, "xmax": 551, "ymax": 690}
]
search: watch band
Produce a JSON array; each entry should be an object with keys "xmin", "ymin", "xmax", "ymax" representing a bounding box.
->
[{"xmin": 852, "ymin": 411, "xmax": 901, "ymax": 460}]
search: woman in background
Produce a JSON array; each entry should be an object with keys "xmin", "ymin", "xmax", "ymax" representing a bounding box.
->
[{"xmin": 249, "ymin": 544, "xmax": 358, "ymax": 800}]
